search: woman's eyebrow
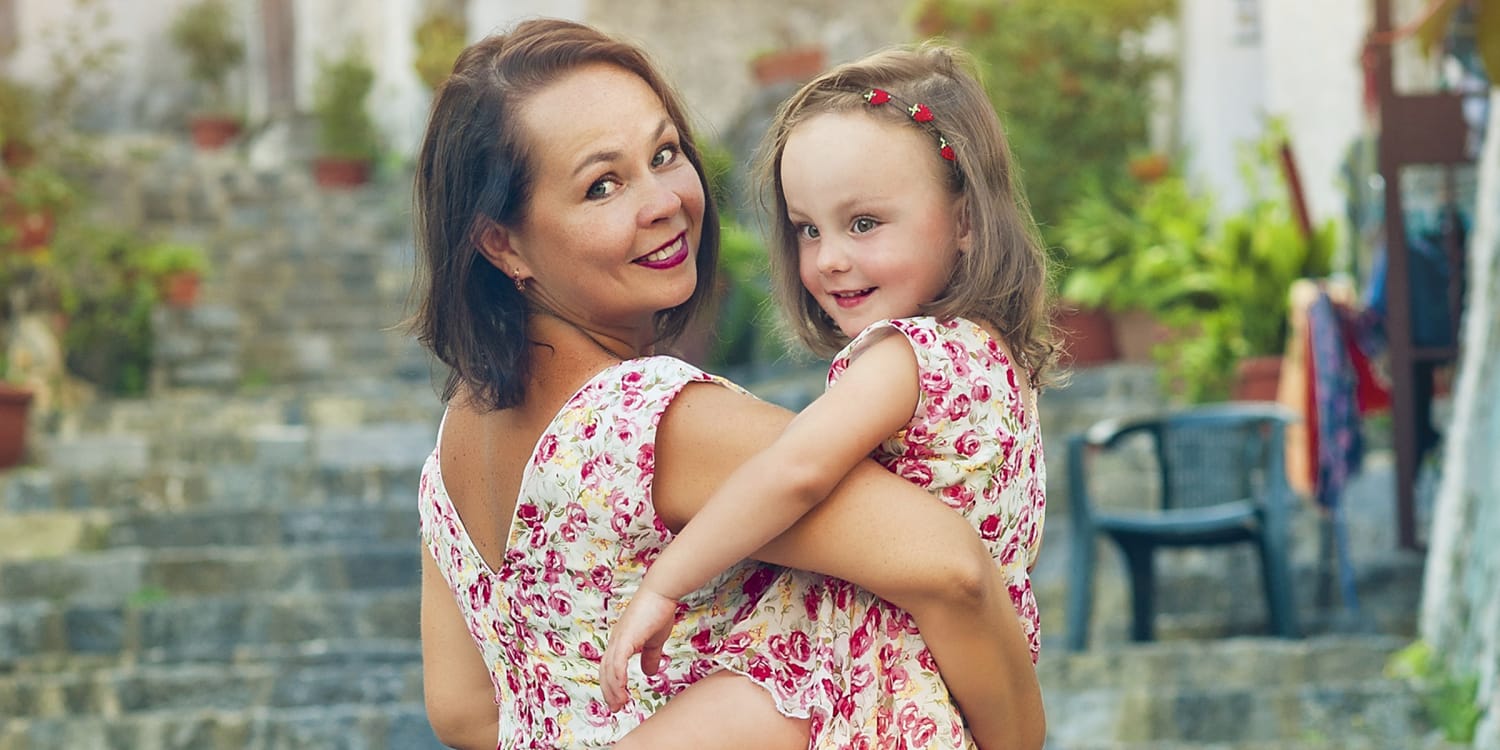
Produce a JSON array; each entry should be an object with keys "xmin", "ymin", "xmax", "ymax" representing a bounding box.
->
[{"xmin": 570, "ymin": 118, "xmax": 671, "ymax": 178}]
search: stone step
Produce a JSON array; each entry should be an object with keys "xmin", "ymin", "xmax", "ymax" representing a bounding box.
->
[
  {"xmin": 100, "ymin": 506, "xmax": 417, "ymax": 550},
  {"xmin": 0, "ymin": 701, "xmax": 443, "ymax": 750},
  {"xmin": 0, "ymin": 660, "xmax": 423, "ymax": 719},
  {"xmin": 5, "ymin": 637, "xmax": 421, "ymax": 676},
  {"xmin": 1, "ymin": 589, "xmax": 418, "ymax": 663},
  {"xmin": 1036, "ymin": 636, "xmax": 1406, "ymax": 692},
  {"xmin": 49, "ymin": 387, "xmax": 441, "ymax": 436},
  {"xmin": 0, "ymin": 506, "xmax": 417, "ymax": 562},
  {"xmin": 0, "ymin": 543, "xmax": 420, "ymax": 602},
  {"xmin": 1, "ymin": 463, "xmax": 422, "ymax": 513},
  {"xmin": 1052, "ymin": 738, "xmax": 1463, "ymax": 750},
  {"xmin": 33, "ymin": 421, "xmax": 435, "ymax": 475},
  {"xmin": 1043, "ymin": 678, "xmax": 1427, "ymax": 747}
]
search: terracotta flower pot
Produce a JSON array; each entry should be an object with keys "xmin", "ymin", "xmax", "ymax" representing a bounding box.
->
[
  {"xmin": 189, "ymin": 115, "xmax": 242, "ymax": 150},
  {"xmin": 751, "ymin": 46, "xmax": 826, "ymax": 87},
  {"xmin": 312, "ymin": 157, "xmax": 372, "ymax": 189},
  {"xmin": 1233, "ymin": 355, "xmax": 1284, "ymax": 402},
  {"xmin": 0, "ymin": 383, "xmax": 34, "ymax": 469},
  {"xmin": 160, "ymin": 271, "xmax": 202, "ymax": 308},
  {"xmin": 1053, "ymin": 306, "xmax": 1119, "ymax": 367},
  {"xmin": 3, "ymin": 208, "xmax": 55, "ymax": 252}
]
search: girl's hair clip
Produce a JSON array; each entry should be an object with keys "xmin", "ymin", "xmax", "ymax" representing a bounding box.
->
[{"xmin": 863, "ymin": 88, "xmax": 956, "ymax": 162}]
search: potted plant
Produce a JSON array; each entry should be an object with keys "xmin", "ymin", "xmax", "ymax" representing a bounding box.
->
[
  {"xmin": 1, "ymin": 164, "xmax": 75, "ymax": 253},
  {"xmin": 413, "ymin": 10, "xmax": 467, "ymax": 90},
  {"xmin": 1053, "ymin": 173, "xmax": 1218, "ymax": 366},
  {"xmin": 140, "ymin": 241, "xmax": 208, "ymax": 308},
  {"xmin": 312, "ymin": 47, "xmax": 381, "ymax": 188},
  {"xmin": 49, "ymin": 225, "xmax": 161, "ymax": 397},
  {"xmin": 1189, "ymin": 128, "xmax": 1335, "ymax": 402},
  {"xmin": 169, "ymin": 0, "xmax": 246, "ymax": 150}
]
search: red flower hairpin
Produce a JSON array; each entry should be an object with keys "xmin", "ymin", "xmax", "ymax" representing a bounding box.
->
[{"xmin": 863, "ymin": 89, "xmax": 955, "ymax": 162}]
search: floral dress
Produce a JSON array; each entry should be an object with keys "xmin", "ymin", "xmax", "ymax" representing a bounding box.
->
[
  {"xmin": 711, "ymin": 316, "xmax": 1046, "ymax": 749},
  {"xmin": 418, "ymin": 357, "xmax": 789, "ymax": 748}
]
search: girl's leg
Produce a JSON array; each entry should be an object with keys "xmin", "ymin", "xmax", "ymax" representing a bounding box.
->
[{"xmin": 614, "ymin": 671, "xmax": 808, "ymax": 750}]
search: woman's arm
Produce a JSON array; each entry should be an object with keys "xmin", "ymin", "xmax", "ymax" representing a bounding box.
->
[
  {"xmin": 420, "ymin": 548, "xmax": 500, "ymax": 750},
  {"xmin": 651, "ymin": 381, "xmax": 1046, "ymax": 750}
]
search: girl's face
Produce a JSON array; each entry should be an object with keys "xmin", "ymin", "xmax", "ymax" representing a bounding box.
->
[
  {"xmin": 781, "ymin": 110, "xmax": 967, "ymax": 340},
  {"xmin": 497, "ymin": 63, "xmax": 705, "ymax": 344}
]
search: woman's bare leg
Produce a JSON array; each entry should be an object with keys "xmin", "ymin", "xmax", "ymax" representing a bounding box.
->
[{"xmin": 613, "ymin": 671, "xmax": 808, "ymax": 750}]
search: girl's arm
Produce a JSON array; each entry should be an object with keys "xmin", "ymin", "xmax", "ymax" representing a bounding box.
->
[
  {"xmin": 647, "ymin": 371, "xmax": 1046, "ymax": 750},
  {"xmin": 420, "ymin": 548, "xmax": 499, "ymax": 750},
  {"xmin": 600, "ymin": 335, "xmax": 920, "ymax": 698}
]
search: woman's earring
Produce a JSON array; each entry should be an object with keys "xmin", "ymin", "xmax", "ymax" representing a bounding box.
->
[{"xmin": 513, "ymin": 270, "xmax": 527, "ymax": 293}]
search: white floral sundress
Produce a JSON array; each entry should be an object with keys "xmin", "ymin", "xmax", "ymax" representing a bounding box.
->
[
  {"xmin": 710, "ymin": 316, "xmax": 1047, "ymax": 749},
  {"xmin": 419, "ymin": 357, "xmax": 787, "ymax": 748}
]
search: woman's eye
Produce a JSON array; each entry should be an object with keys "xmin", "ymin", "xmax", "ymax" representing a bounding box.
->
[
  {"xmin": 796, "ymin": 223, "xmax": 820, "ymax": 240},
  {"xmin": 586, "ymin": 178, "xmax": 621, "ymax": 200},
  {"xmin": 851, "ymin": 217, "xmax": 878, "ymax": 234},
  {"xmin": 652, "ymin": 145, "xmax": 679, "ymax": 168}
]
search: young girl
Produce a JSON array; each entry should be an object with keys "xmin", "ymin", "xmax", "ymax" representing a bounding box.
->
[{"xmin": 601, "ymin": 42, "xmax": 1053, "ymax": 749}]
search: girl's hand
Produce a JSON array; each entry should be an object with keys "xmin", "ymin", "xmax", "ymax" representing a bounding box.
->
[{"xmin": 599, "ymin": 589, "xmax": 679, "ymax": 711}]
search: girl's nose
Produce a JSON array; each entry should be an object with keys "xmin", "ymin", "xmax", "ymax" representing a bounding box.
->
[{"xmin": 816, "ymin": 240, "xmax": 851, "ymax": 275}]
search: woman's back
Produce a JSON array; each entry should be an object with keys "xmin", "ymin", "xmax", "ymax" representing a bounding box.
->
[{"xmin": 419, "ymin": 356, "xmax": 781, "ymax": 748}]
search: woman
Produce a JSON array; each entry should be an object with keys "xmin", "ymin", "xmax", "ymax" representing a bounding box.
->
[{"xmin": 410, "ymin": 18, "xmax": 1044, "ymax": 750}]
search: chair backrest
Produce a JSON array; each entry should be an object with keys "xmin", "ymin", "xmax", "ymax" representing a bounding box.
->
[
  {"xmin": 1154, "ymin": 409, "xmax": 1286, "ymax": 511},
  {"xmin": 1074, "ymin": 403, "xmax": 1294, "ymax": 515}
]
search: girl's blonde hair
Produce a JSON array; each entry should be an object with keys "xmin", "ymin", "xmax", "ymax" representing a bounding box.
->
[{"xmin": 757, "ymin": 42, "xmax": 1056, "ymax": 384}]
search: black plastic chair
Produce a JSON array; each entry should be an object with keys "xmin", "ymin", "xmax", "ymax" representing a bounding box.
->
[{"xmin": 1065, "ymin": 402, "xmax": 1300, "ymax": 650}]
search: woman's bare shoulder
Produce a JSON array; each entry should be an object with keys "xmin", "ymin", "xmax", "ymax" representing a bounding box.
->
[{"xmin": 651, "ymin": 381, "xmax": 793, "ymax": 531}]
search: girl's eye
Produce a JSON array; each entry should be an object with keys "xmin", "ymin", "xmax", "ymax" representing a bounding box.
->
[
  {"xmin": 652, "ymin": 145, "xmax": 679, "ymax": 168},
  {"xmin": 851, "ymin": 217, "xmax": 878, "ymax": 234},
  {"xmin": 796, "ymin": 223, "xmax": 820, "ymax": 240},
  {"xmin": 586, "ymin": 178, "xmax": 621, "ymax": 200}
]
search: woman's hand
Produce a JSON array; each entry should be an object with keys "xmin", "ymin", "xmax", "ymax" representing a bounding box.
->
[{"xmin": 599, "ymin": 589, "xmax": 680, "ymax": 711}]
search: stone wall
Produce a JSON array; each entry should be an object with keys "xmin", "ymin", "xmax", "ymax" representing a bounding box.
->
[{"xmin": 1421, "ymin": 88, "xmax": 1500, "ymax": 749}]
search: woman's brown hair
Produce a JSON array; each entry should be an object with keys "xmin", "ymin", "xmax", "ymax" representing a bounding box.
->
[
  {"xmin": 408, "ymin": 18, "xmax": 721, "ymax": 410},
  {"xmin": 757, "ymin": 42, "xmax": 1056, "ymax": 384}
]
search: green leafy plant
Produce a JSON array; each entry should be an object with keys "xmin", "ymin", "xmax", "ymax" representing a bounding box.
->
[
  {"xmin": 1386, "ymin": 640, "xmax": 1482, "ymax": 742},
  {"xmin": 1055, "ymin": 173, "xmax": 1218, "ymax": 316},
  {"xmin": 314, "ymin": 47, "xmax": 381, "ymax": 161},
  {"xmin": 710, "ymin": 219, "xmax": 786, "ymax": 369},
  {"xmin": 50, "ymin": 225, "xmax": 162, "ymax": 396},
  {"xmin": 169, "ymin": 0, "xmax": 244, "ymax": 114},
  {"xmin": 0, "ymin": 77, "xmax": 39, "ymax": 158},
  {"xmin": 1166, "ymin": 130, "xmax": 1336, "ymax": 401},
  {"xmin": 413, "ymin": 10, "xmax": 467, "ymax": 90},
  {"xmin": 139, "ymin": 242, "xmax": 207, "ymax": 278}
]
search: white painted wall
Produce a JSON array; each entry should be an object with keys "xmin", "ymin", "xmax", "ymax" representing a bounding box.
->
[
  {"xmin": 470, "ymin": 0, "xmax": 583, "ymax": 39},
  {"xmin": 1177, "ymin": 0, "xmax": 1270, "ymax": 215},
  {"xmin": 1262, "ymin": 0, "xmax": 1368, "ymax": 238}
]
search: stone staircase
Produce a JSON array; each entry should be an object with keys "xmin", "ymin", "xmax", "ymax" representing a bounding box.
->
[{"xmin": 0, "ymin": 387, "xmax": 442, "ymax": 749}]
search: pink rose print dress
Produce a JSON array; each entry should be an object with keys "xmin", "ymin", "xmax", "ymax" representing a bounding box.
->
[
  {"xmin": 418, "ymin": 356, "xmax": 790, "ymax": 749},
  {"xmin": 710, "ymin": 316, "xmax": 1046, "ymax": 750}
]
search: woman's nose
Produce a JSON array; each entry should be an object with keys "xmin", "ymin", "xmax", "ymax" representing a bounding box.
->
[{"xmin": 638, "ymin": 175, "xmax": 684, "ymax": 225}]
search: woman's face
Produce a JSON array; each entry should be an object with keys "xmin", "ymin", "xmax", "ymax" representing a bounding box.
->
[{"xmin": 497, "ymin": 63, "xmax": 705, "ymax": 342}]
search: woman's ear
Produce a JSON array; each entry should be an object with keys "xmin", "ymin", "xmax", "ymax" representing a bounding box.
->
[{"xmin": 476, "ymin": 219, "xmax": 529, "ymax": 279}]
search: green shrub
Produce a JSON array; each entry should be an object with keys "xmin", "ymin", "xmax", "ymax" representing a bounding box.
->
[
  {"xmin": 314, "ymin": 48, "xmax": 380, "ymax": 161},
  {"xmin": 169, "ymin": 0, "xmax": 245, "ymax": 112}
]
